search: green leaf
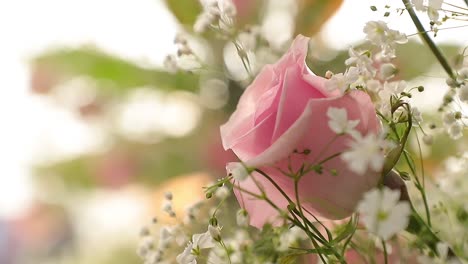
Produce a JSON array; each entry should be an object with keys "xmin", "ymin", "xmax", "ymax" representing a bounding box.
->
[
  {"xmin": 382, "ymin": 144, "xmax": 404, "ymax": 178},
  {"xmin": 279, "ymin": 253, "xmax": 301, "ymax": 264},
  {"xmin": 33, "ymin": 47, "xmax": 198, "ymax": 94},
  {"xmin": 163, "ymin": 0, "xmax": 202, "ymax": 25}
]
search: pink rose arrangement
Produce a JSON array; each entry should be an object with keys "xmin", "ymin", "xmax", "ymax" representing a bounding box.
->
[{"xmin": 220, "ymin": 35, "xmax": 381, "ymax": 227}]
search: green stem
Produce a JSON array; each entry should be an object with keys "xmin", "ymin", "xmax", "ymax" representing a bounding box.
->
[
  {"xmin": 382, "ymin": 240, "xmax": 388, "ymax": 264},
  {"xmin": 402, "ymin": 0, "xmax": 456, "ymax": 80}
]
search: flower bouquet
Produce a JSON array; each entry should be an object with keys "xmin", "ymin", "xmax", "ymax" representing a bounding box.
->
[{"xmin": 138, "ymin": 0, "xmax": 468, "ymax": 263}]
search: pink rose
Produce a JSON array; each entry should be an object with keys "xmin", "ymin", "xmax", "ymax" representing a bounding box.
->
[{"xmin": 220, "ymin": 35, "xmax": 381, "ymax": 228}]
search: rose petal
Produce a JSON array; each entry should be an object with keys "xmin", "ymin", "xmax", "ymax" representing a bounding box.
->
[{"xmin": 237, "ymin": 91, "xmax": 380, "ymax": 225}]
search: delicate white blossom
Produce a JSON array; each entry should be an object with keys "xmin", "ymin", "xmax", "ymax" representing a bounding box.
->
[
  {"xmin": 208, "ymin": 225, "xmax": 222, "ymax": 241},
  {"xmin": 448, "ymin": 122, "xmax": 463, "ymax": 140},
  {"xmin": 377, "ymin": 80, "xmax": 408, "ymax": 116},
  {"xmin": 236, "ymin": 209, "xmax": 249, "ymax": 227},
  {"xmin": 345, "ymin": 48, "xmax": 375, "ymax": 78},
  {"xmin": 226, "ymin": 162, "xmax": 249, "ymax": 181},
  {"xmin": 443, "ymin": 112, "xmax": 456, "ymax": 126},
  {"xmin": 357, "ymin": 187, "xmax": 411, "ymax": 240},
  {"xmin": 176, "ymin": 229, "xmax": 215, "ymax": 264},
  {"xmin": 194, "ymin": 0, "xmax": 236, "ymax": 34},
  {"xmin": 412, "ymin": 107, "xmax": 423, "ymax": 125},
  {"xmin": 277, "ymin": 226, "xmax": 307, "ymax": 252},
  {"xmin": 412, "ymin": 0, "xmax": 426, "ymax": 11},
  {"xmin": 363, "ymin": 21, "xmax": 407, "ymax": 58},
  {"xmin": 379, "ymin": 63, "xmax": 397, "ymax": 80},
  {"xmin": 458, "ymin": 84, "xmax": 468, "ymax": 102},
  {"xmin": 342, "ymin": 133, "xmax": 388, "ymax": 175},
  {"xmin": 325, "ymin": 67, "xmax": 360, "ymax": 93},
  {"xmin": 366, "ymin": 79, "xmax": 382, "ymax": 92},
  {"xmin": 423, "ymin": 134, "xmax": 433, "ymax": 145},
  {"xmin": 327, "ymin": 107, "xmax": 360, "ymax": 135},
  {"xmin": 215, "ymin": 186, "xmax": 230, "ymax": 199},
  {"xmin": 457, "ymin": 67, "xmax": 468, "ymax": 82}
]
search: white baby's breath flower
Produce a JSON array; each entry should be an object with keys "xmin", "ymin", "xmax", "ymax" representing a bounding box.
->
[
  {"xmin": 325, "ymin": 67, "xmax": 360, "ymax": 93},
  {"xmin": 428, "ymin": 0, "xmax": 443, "ymax": 10},
  {"xmin": 379, "ymin": 63, "xmax": 397, "ymax": 80},
  {"xmin": 412, "ymin": 107, "xmax": 423, "ymax": 125},
  {"xmin": 215, "ymin": 186, "xmax": 230, "ymax": 199},
  {"xmin": 193, "ymin": 230, "xmax": 215, "ymax": 249},
  {"xmin": 176, "ymin": 230, "xmax": 215, "ymax": 264},
  {"xmin": 159, "ymin": 226, "xmax": 174, "ymax": 248},
  {"xmin": 208, "ymin": 225, "xmax": 222, "ymax": 241},
  {"xmin": 457, "ymin": 67, "xmax": 468, "ymax": 82},
  {"xmin": 366, "ymin": 79, "xmax": 382, "ymax": 92},
  {"xmin": 345, "ymin": 49, "xmax": 375, "ymax": 78},
  {"xmin": 423, "ymin": 134, "xmax": 433, "ymax": 145},
  {"xmin": 357, "ymin": 187, "xmax": 411, "ymax": 240},
  {"xmin": 177, "ymin": 54, "xmax": 202, "ymax": 72},
  {"xmin": 194, "ymin": 0, "xmax": 236, "ymax": 35},
  {"xmin": 194, "ymin": 13, "xmax": 212, "ymax": 33},
  {"xmin": 162, "ymin": 200, "xmax": 173, "ymax": 213},
  {"xmin": 377, "ymin": 80, "xmax": 408, "ymax": 116},
  {"xmin": 164, "ymin": 55, "xmax": 178, "ymax": 73},
  {"xmin": 277, "ymin": 226, "xmax": 306, "ymax": 252},
  {"xmin": 443, "ymin": 112, "xmax": 456, "ymax": 126},
  {"xmin": 363, "ymin": 21, "xmax": 407, "ymax": 58},
  {"xmin": 427, "ymin": 7, "xmax": 440, "ymax": 21},
  {"xmin": 448, "ymin": 122, "xmax": 463, "ymax": 140},
  {"xmin": 325, "ymin": 73, "xmax": 347, "ymax": 92},
  {"xmin": 458, "ymin": 84, "xmax": 468, "ymax": 102},
  {"xmin": 327, "ymin": 107, "xmax": 360, "ymax": 136},
  {"xmin": 236, "ymin": 209, "xmax": 249, "ymax": 227},
  {"xmin": 342, "ymin": 133, "xmax": 388, "ymax": 175},
  {"xmin": 412, "ymin": 0, "xmax": 426, "ymax": 11},
  {"xmin": 364, "ymin": 21, "xmax": 389, "ymax": 45},
  {"xmin": 226, "ymin": 162, "xmax": 249, "ymax": 181},
  {"xmin": 176, "ymin": 242, "xmax": 197, "ymax": 264}
]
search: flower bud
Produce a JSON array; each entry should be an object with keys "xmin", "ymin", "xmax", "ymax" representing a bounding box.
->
[
  {"xmin": 236, "ymin": 209, "xmax": 249, "ymax": 227},
  {"xmin": 208, "ymin": 225, "xmax": 221, "ymax": 242},
  {"xmin": 226, "ymin": 162, "xmax": 249, "ymax": 181},
  {"xmin": 423, "ymin": 135, "xmax": 433, "ymax": 145}
]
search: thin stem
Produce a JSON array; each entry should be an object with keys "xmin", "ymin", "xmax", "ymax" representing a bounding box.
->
[
  {"xmin": 220, "ymin": 240, "xmax": 232, "ymax": 264},
  {"xmin": 382, "ymin": 239, "xmax": 388, "ymax": 264},
  {"xmin": 444, "ymin": 2, "xmax": 468, "ymax": 11},
  {"xmin": 402, "ymin": 0, "xmax": 456, "ymax": 80}
]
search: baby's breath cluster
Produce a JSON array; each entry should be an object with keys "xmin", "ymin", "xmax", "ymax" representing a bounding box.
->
[
  {"xmin": 137, "ymin": 183, "xmax": 319, "ymax": 264},
  {"xmin": 438, "ymin": 53, "xmax": 468, "ymax": 140},
  {"xmin": 194, "ymin": 0, "xmax": 236, "ymax": 35},
  {"xmin": 410, "ymin": 0, "xmax": 468, "ymax": 35},
  {"xmin": 139, "ymin": 1, "xmax": 468, "ymax": 264},
  {"xmin": 163, "ymin": 34, "xmax": 203, "ymax": 74}
]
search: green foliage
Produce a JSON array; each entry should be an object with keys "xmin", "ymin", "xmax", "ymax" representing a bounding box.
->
[
  {"xmin": 34, "ymin": 138, "xmax": 204, "ymax": 190},
  {"xmin": 295, "ymin": 0, "xmax": 343, "ymax": 36},
  {"xmin": 163, "ymin": 0, "xmax": 202, "ymax": 26},
  {"xmin": 395, "ymin": 41, "xmax": 459, "ymax": 80},
  {"xmin": 252, "ymin": 224, "xmax": 280, "ymax": 261},
  {"xmin": 279, "ymin": 252, "xmax": 302, "ymax": 264},
  {"xmin": 34, "ymin": 48, "xmax": 198, "ymax": 94}
]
